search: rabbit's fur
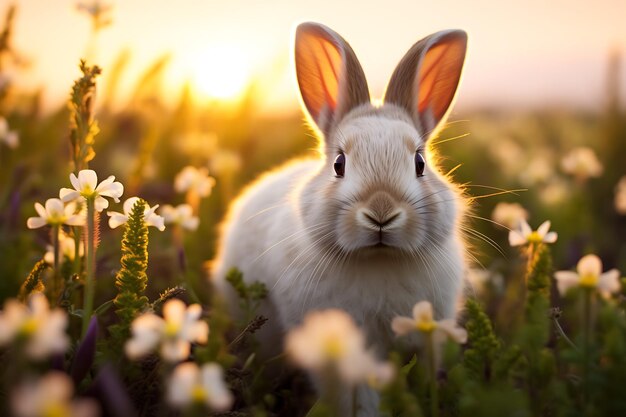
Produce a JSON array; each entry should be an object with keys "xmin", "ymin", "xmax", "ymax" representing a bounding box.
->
[{"xmin": 212, "ymin": 22, "xmax": 468, "ymax": 416}]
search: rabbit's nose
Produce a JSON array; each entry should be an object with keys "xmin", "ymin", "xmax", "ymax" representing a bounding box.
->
[
  {"xmin": 362, "ymin": 211, "xmax": 402, "ymax": 228},
  {"xmin": 357, "ymin": 192, "xmax": 406, "ymax": 230}
]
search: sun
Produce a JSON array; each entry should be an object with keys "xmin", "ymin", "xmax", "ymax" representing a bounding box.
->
[{"xmin": 189, "ymin": 44, "xmax": 251, "ymax": 101}]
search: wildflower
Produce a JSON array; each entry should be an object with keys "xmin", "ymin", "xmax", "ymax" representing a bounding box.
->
[
  {"xmin": 11, "ymin": 372, "xmax": 99, "ymax": 417},
  {"xmin": 540, "ymin": 179, "xmax": 569, "ymax": 206},
  {"xmin": 210, "ymin": 150, "xmax": 242, "ymax": 175},
  {"xmin": 554, "ymin": 254, "xmax": 620, "ymax": 297},
  {"xmin": 391, "ymin": 301, "xmax": 467, "ymax": 345},
  {"xmin": 285, "ymin": 309, "xmax": 393, "ymax": 385},
  {"xmin": 0, "ymin": 294, "xmax": 69, "ymax": 360},
  {"xmin": 125, "ymin": 299, "xmax": 208, "ymax": 362},
  {"xmin": 107, "ymin": 197, "xmax": 165, "ymax": 231},
  {"xmin": 44, "ymin": 230, "xmax": 84, "ymax": 265},
  {"xmin": 491, "ymin": 202, "xmax": 528, "ymax": 229},
  {"xmin": 167, "ymin": 362, "xmax": 233, "ymax": 412},
  {"xmin": 615, "ymin": 176, "xmax": 626, "ymax": 215},
  {"xmin": 518, "ymin": 155, "xmax": 553, "ymax": 186},
  {"xmin": 0, "ymin": 116, "xmax": 19, "ymax": 149},
  {"xmin": 26, "ymin": 198, "xmax": 84, "ymax": 229},
  {"xmin": 174, "ymin": 166, "xmax": 216, "ymax": 198},
  {"xmin": 466, "ymin": 268, "xmax": 504, "ymax": 296},
  {"xmin": 560, "ymin": 146, "xmax": 603, "ymax": 182},
  {"xmin": 488, "ymin": 137, "xmax": 525, "ymax": 177},
  {"xmin": 508, "ymin": 219, "xmax": 558, "ymax": 247},
  {"xmin": 60, "ymin": 169, "xmax": 124, "ymax": 212},
  {"xmin": 160, "ymin": 204, "xmax": 199, "ymax": 231}
]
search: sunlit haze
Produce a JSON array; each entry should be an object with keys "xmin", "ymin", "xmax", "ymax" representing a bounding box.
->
[{"xmin": 10, "ymin": 0, "xmax": 626, "ymax": 113}]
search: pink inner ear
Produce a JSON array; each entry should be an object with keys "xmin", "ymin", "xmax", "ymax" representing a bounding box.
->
[
  {"xmin": 297, "ymin": 33, "xmax": 343, "ymax": 120},
  {"xmin": 417, "ymin": 41, "xmax": 464, "ymax": 122}
]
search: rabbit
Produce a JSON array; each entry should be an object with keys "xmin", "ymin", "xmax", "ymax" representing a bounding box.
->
[{"xmin": 212, "ymin": 22, "xmax": 468, "ymax": 416}]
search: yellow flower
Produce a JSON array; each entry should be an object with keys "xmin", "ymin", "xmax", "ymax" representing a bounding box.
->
[
  {"xmin": 0, "ymin": 294, "xmax": 69, "ymax": 360},
  {"xmin": 125, "ymin": 299, "xmax": 209, "ymax": 363},
  {"xmin": 391, "ymin": 301, "xmax": 467, "ymax": 345},
  {"xmin": 59, "ymin": 169, "xmax": 124, "ymax": 212},
  {"xmin": 160, "ymin": 204, "xmax": 199, "ymax": 231},
  {"xmin": 285, "ymin": 309, "xmax": 393, "ymax": 386},
  {"xmin": 560, "ymin": 146, "xmax": 603, "ymax": 181},
  {"xmin": 107, "ymin": 197, "xmax": 165, "ymax": 231},
  {"xmin": 508, "ymin": 219, "xmax": 557, "ymax": 247},
  {"xmin": 167, "ymin": 362, "xmax": 233, "ymax": 412},
  {"xmin": 26, "ymin": 199, "xmax": 84, "ymax": 229},
  {"xmin": 554, "ymin": 254, "xmax": 620, "ymax": 297},
  {"xmin": 174, "ymin": 166, "xmax": 215, "ymax": 198},
  {"xmin": 11, "ymin": 372, "xmax": 99, "ymax": 417},
  {"xmin": 491, "ymin": 202, "xmax": 528, "ymax": 229}
]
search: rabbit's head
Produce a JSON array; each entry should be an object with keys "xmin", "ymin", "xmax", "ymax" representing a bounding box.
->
[{"xmin": 295, "ymin": 22, "xmax": 467, "ymax": 255}]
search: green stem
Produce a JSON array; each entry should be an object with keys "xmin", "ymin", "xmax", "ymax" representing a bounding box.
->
[
  {"xmin": 582, "ymin": 288, "xmax": 593, "ymax": 405},
  {"xmin": 82, "ymin": 198, "xmax": 96, "ymax": 336},
  {"xmin": 52, "ymin": 224, "xmax": 60, "ymax": 303},
  {"xmin": 352, "ymin": 385, "xmax": 358, "ymax": 417},
  {"xmin": 73, "ymin": 225, "xmax": 82, "ymax": 276},
  {"xmin": 427, "ymin": 332, "xmax": 439, "ymax": 417}
]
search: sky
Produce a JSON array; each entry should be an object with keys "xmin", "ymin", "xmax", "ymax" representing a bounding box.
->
[{"xmin": 8, "ymin": 0, "xmax": 626, "ymax": 113}]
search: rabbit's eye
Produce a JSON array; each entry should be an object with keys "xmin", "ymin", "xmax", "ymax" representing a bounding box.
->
[
  {"xmin": 333, "ymin": 153, "xmax": 345, "ymax": 178},
  {"xmin": 415, "ymin": 152, "xmax": 426, "ymax": 177}
]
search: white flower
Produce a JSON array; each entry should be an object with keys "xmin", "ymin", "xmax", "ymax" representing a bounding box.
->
[
  {"xmin": 615, "ymin": 176, "xmax": 626, "ymax": 215},
  {"xmin": 11, "ymin": 372, "xmax": 99, "ymax": 417},
  {"xmin": 44, "ymin": 230, "xmax": 84, "ymax": 265},
  {"xmin": 26, "ymin": 198, "xmax": 85, "ymax": 229},
  {"xmin": 560, "ymin": 147, "xmax": 603, "ymax": 181},
  {"xmin": 167, "ymin": 362, "xmax": 233, "ymax": 412},
  {"xmin": 60, "ymin": 169, "xmax": 124, "ymax": 212},
  {"xmin": 285, "ymin": 309, "xmax": 393, "ymax": 386},
  {"xmin": 174, "ymin": 166, "xmax": 215, "ymax": 197},
  {"xmin": 125, "ymin": 299, "xmax": 209, "ymax": 362},
  {"xmin": 210, "ymin": 150, "xmax": 242, "ymax": 175},
  {"xmin": 540, "ymin": 179, "xmax": 569, "ymax": 206},
  {"xmin": 0, "ymin": 294, "xmax": 69, "ymax": 360},
  {"xmin": 554, "ymin": 254, "xmax": 620, "ymax": 297},
  {"xmin": 466, "ymin": 268, "xmax": 503, "ymax": 296},
  {"xmin": 508, "ymin": 219, "xmax": 558, "ymax": 247},
  {"xmin": 160, "ymin": 204, "xmax": 199, "ymax": 231},
  {"xmin": 518, "ymin": 156, "xmax": 553, "ymax": 186},
  {"xmin": 107, "ymin": 197, "xmax": 165, "ymax": 231},
  {"xmin": 391, "ymin": 301, "xmax": 467, "ymax": 346},
  {"xmin": 488, "ymin": 137, "xmax": 525, "ymax": 177},
  {"xmin": 0, "ymin": 116, "xmax": 19, "ymax": 149},
  {"xmin": 491, "ymin": 202, "xmax": 528, "ymax": 229}
]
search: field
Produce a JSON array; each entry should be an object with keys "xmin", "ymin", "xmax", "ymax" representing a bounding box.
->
[{"xmin": 1, "ymin": 3, "xmax": 626, "ymax": 417}]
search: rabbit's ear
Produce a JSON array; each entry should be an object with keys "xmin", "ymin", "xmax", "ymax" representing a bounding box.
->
[
  {"xmin": 384, "ymin": 30, "xmax": 467, "ymax": 139},
  {"xmin": 295, "ymin": 22, "xmax": 370, "ymax": 136}
]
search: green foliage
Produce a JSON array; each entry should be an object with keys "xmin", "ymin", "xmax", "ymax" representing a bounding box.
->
[
  {"xmin": 462, "ymin": 299, "xmax": 500, "ymax": 382},
  {"xmin": 69, "ymin": 60, "xmax": 101, "ymax": 171},
  {"xmin": 109, "ymin": 199, "xmax": 150, "ymax": 345},
  {"xmin": 18, "ymin": 259, "xmax": 46, "ymax": 301},
  {"xmin": 226, "ymin": 267, "xmax": 267, "ymax": 322}
]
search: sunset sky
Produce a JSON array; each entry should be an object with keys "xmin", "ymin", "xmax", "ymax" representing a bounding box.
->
[{"xmin": 9, "ymin": 0, "xmax": 626, "ymax": 113}]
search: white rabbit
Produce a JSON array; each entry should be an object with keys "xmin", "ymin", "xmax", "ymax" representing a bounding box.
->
[{"xmin": 212, "ymin": 22, "xmax": 468, "ymax": 416}]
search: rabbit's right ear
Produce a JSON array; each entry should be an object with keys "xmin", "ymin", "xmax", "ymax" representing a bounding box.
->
[{"xmin": 295, "ymin": 22, "xmax": 370, "ymax": 137}]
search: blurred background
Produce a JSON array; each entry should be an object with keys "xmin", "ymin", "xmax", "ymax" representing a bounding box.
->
[{"xmin": 1, "ymin": 0, "xmax": 625, "ymax": 307}]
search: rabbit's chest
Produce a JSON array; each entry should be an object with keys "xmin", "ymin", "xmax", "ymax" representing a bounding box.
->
[{"xmin": 273, "ymin": 249, "xmax": 461, "ymax": 351}]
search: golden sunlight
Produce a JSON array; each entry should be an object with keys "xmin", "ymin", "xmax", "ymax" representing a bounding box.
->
[{"xmin": 188, "ymin": 44, "xmax": 252, "ymax": 101}]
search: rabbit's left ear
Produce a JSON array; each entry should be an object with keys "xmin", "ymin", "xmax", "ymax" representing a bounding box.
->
[{"xmin": 384, "ymin": 30, "xmax": 467, "ymax": 139}]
